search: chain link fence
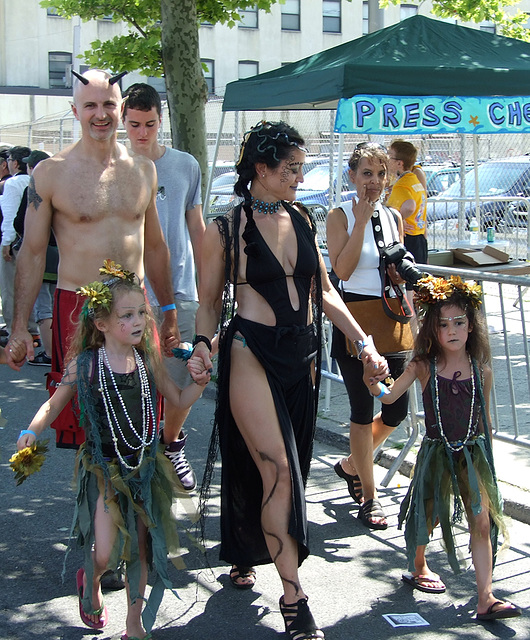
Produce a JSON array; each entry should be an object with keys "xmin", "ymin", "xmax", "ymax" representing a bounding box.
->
[{"xmin": 1, "ymin": 97, "xmax": 529, "ymax": 258}]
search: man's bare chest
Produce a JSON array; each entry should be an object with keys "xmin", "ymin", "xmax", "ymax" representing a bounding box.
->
[{"xmin": 53, "ymin": 166, "xmax": 149, "ymax": 222}]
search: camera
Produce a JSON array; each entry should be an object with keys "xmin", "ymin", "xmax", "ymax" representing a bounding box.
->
[{"xmin": 382, "ymin": 242, "xmax": 423, "ymax": 286}]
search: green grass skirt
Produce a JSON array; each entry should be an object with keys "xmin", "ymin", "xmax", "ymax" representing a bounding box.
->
[
  {"xmin": 398, "ymin": 434, "xmax": 507, "ymax": 574},
  {"xmin": 72, "ymin": 443, "xmax": 197, "ymax": 631}
]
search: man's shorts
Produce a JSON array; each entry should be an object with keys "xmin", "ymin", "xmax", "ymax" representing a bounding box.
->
[{"xmin": 34, "ymin": 282, "xmax": 56, "ymax": 323}]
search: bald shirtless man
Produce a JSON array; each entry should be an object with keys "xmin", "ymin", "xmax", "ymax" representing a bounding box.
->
[{"xmin": 6, "ymin": 69, "xmax": 178, "ymax": 449}]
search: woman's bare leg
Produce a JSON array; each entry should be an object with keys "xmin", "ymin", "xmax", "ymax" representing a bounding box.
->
[{"xmin": 230, "ymin": 340, "xmax": 305, "ymax": 604}]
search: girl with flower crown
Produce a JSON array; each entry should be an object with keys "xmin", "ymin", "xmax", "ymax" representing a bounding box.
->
[
  {"xmin": 363, "ymin": 275, "xmax": 521, "ymax": 622},
  {"xmin": 16, "ymin": 262, "xmax": 210, "ymax": 640}
]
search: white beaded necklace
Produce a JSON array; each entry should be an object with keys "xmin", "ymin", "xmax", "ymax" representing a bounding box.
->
[
  {"xmin": 98, "ymin": 345, "xmax": 156, "ymax": 470},
  {"xmin": 434, "ymin": 355, "xmax": 476, "ymax": 452}
]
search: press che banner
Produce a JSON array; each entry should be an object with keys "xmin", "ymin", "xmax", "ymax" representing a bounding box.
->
[{"xmin": 334, "ymin": 95, "xmax": 530, "ymax": 135}]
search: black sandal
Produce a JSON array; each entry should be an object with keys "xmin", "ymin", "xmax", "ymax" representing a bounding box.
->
[
  {"xmin": 279, "ymin": 596, "xmax": 325, "ymax": 640},
  {"xmin": 229, "ymin": 565, "xmax": 256, "ymax": 590},
  {"xmin": 334, "ymin": 461, "xmax": 363, "ymax": 505},
  {"xmin": 358, "ymin": 498, "xmax": 388, "ymax": 530}
]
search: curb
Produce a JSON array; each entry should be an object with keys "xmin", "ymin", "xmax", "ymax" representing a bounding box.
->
[{"xmin": 314, "ymin": 424, "xmax": 530, "ymax": 527}]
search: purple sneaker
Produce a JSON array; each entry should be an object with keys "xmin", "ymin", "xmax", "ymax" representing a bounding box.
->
[{"xmin": 163, "ymin": 431, "xmax": 197, "ymax": 491}]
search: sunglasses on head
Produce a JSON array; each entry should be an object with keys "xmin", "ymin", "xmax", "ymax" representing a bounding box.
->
[{"xmin": 354, "ymin": 142, "xmax": 388, "ymax": 153}]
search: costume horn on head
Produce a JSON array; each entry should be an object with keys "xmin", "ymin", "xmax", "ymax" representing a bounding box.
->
[
  {"xmin": 71, "ymin": 70, "xmax": 128, "ymax": 86},
  {"xmin": 109, "ymin": 71, "xmax": 127, "ymax": 85},
  {"xmin": 71, "ymin": 69, "xmax": 89, "ymax": 85}
]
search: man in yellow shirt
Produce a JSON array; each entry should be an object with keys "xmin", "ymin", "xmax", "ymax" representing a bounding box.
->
[{"xmin": 387, "ymin": 140, "xmax": 427, "ymax": 272}]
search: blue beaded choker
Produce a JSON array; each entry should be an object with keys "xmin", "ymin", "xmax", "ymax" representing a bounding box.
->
[{"xmin": 250, "ymin": 196, "xmax": 283, "ymax": 215}]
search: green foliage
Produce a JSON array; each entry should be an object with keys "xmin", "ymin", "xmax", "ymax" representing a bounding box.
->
[{"xmin": 381, "ymin": 0, "xmax": 530, "ymax": 41}]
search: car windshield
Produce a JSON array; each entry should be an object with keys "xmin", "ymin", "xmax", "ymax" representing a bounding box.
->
[
  {"xmin": 444, "ymin": 162, "xmax": 529, "ymax": 197},
  {"xmin": 301, "ymin": 165, "xmax": 349, "ymax": 191},
  {"xmin": 211, "ymin": 172, "xmax": 237, "ymax": 189}
]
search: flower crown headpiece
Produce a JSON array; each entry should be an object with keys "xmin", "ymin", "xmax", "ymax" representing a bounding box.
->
[
  {"xmin": 415, "ymin": 275, "xmax": 482, "ymax": 313},
  {"xmin": 76, "ymin": 259, "xmax": 136, "ymax": 314}
]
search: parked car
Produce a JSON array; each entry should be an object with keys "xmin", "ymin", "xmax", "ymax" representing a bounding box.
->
[
  {"xmin": 426, "ymin": 155, "xmax": 530, "ymax": 230},
  {"xmin": 208, "ymin": 156, "xmax": 350, "ymax": 217},
  {"xmin": 295, "ymin": 162, "xmax": 356, "ymax": 208},
  {"xmin": 421, "ymin": 164, "xmax": 461, "ymax": 197},
  {"xmin": 209, "ymin": 171, "xmax": 239, "ymax": 215}
]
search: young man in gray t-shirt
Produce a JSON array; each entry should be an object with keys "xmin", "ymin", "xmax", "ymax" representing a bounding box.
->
[{"xmin": 123, "ymin": 83, "xmax": 205, "ymax": 491}]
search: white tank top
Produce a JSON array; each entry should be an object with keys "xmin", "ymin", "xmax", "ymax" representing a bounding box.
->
[{"xmin": 340, "ymin": 199, "xmax": 400, "ymax": 296}]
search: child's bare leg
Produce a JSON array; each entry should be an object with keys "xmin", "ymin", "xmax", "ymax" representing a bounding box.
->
[
  {"xmin": 84, "ymin": 492, "xmax": 117, "ymax": 625},
  {"xmin": 410, "ymin": 544, "xmax": 444, "ymax": 587},
  {"xmin": 125, "ymin": 517, "xmax": 149, "ymax": 639},
  {"xmin": 470, "ymin": 506, "xmax": 497, "ymax": 614}
]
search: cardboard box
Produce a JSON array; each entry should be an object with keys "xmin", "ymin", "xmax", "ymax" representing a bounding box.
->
[
  {"xmin": 427, "ymin": 250, "xmax": 454, "ymax": 266},
  {"xmin": 452, "ymin": 245, "xmax": 510, "ymax": 267}
]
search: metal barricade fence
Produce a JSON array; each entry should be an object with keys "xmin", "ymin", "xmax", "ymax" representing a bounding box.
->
[
  {"xmin": 320, "ymin": 264, "xmax": 530, "ymax": 486},
  {"xmin": 428, "ymin": 196, "xmax": 530, "ymax": 261}
]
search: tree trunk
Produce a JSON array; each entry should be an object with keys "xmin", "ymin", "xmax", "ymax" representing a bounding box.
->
[{"xmin": 160, "ymin": 0, "xmax": 209, "ymax": 200}]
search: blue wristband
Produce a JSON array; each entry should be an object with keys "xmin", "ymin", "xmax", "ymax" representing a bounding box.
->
[
  {"xmin": 375, "ymin": 387, "xmax": 390, "ymax": 399},
  {"xmin": 160, "ymin": 303, "xmax": 176, "ymax": 312},
  {"xmin": 19, "ymin": 429, "xmax": 37, "ymax": 439}
]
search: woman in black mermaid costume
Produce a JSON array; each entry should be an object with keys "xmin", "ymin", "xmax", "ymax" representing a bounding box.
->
[{"xmin": 194, "ymin": 122, "xmax": 387, "ymax": 639}]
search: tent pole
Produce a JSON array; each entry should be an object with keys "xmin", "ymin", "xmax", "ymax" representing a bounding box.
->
[
  {"xmin": 204, "ymin": 110, "xmax": 226, "ymax": 219},
  {"xmin": 334, "ymin": 132, "xmax": 345, "ymax": 209},
  {"xmin": 473, "ymin": 135, "xmax": 481, "ymax": 241},
  {"xmin": 327, "ymin": 112, "xmax": 335, "ymax": 211}
]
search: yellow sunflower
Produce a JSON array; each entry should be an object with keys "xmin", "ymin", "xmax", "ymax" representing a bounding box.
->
[{"xmin": 10, "ymin": 440, "xmax": 49, "ymax": 486}]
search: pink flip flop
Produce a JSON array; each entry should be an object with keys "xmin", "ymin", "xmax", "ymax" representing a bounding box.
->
[
  {"xmin": 76, "ymin": 567, "xmax": 108, "ymax": 629},
  {"xmin": 402, "ymin": 571, "xmax": 446, "ymax": 594}
]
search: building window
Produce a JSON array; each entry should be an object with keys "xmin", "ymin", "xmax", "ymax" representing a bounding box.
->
[
  {"xmin": 49, "ymin": 51, "xmax": 72, "ymax": 88},
  {"xmin": 400, "ymin": 4, "xmax": 418, "ymax": 20},
  {"xmin": 282, "ymin": 0, "xmax": 300, "ymax": 31},
  {"xmin": 147, "ymin": 76, "xmax": 166, "ymax": 93},
  {"xmin": 47, "ymin": 7, "xmax": 61, "ymax": 16},
  {"xmin": 239, "ymin": 5, "xmax": 258, "ymax": 28},
  {"xmin": 202, "ymin": 59, "xmax": 215, "ymax": 95},
  {"xmin": 362, "ymin": 2, "xmax": 369, "ymax": 35},
  {"xmin": 239, "ymin": 61, "xmax": 259, "ymax": 79},
  {"xmin": 479, "ymin": 21, "xmax": 496, "ymax": 34},
  {"xmin": 323, "ymin": 0, "xmax": 341, "ymax": 33}
]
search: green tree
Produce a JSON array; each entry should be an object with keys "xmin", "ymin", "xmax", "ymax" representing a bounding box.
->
[
  {"xmin": 40, "ymin": 0, "xmax": 280, "ymax": 191},
  {"xmin": 381, "ymin": 0, "xmax": 529, "ymax": 41}
]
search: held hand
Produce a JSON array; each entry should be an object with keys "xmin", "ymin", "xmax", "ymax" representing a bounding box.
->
[
  {"xmin": 361, "ymin": 346, "xmax": 389, "ymax": 382},
  {"xmin": 164, "ymin": 335, "xmax": 181, "ymax": 354},
  {"xmin": 6, "ymin": 330, "xmax": 34, "ymax": 370},
  {"xmin": 2, "ymin": 245, "xmax": 12, "ymax": 262},
  {"xmin": 187, "ymin": 354, "xmax": 211, "ymax": 386},
  {"xmin": 160, "ymin": 312, "xmax": 181, "ymax": 357},
  {"xmin": 361, "ymin": 355, "xmax": 382, "ymax": 389},
  {"xmin": 190, "ymin": 342, "xmax": 213, "ymax": 375}
]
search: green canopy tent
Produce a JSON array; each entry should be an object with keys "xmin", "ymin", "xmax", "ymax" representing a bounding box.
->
[
  {"xmin": 222, "ymin": 15, "xmax": 530, "ymax": 111},
  {"xmin": 207, "ymin": 16, "xmax": 530, "ymax": 484},
  {"xmin": 206, "ymin": 15, "xmax": 530, "ymax": 218}
]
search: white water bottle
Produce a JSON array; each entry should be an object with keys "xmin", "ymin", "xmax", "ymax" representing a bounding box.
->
[{"xmin": 469, "ymin": 216, "xmax": 479, "ymax": 245}]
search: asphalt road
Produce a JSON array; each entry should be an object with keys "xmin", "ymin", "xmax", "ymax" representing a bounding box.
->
[{"xmin": 0, "ymin": 361, "xmax": 529, "ymax": 640}]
